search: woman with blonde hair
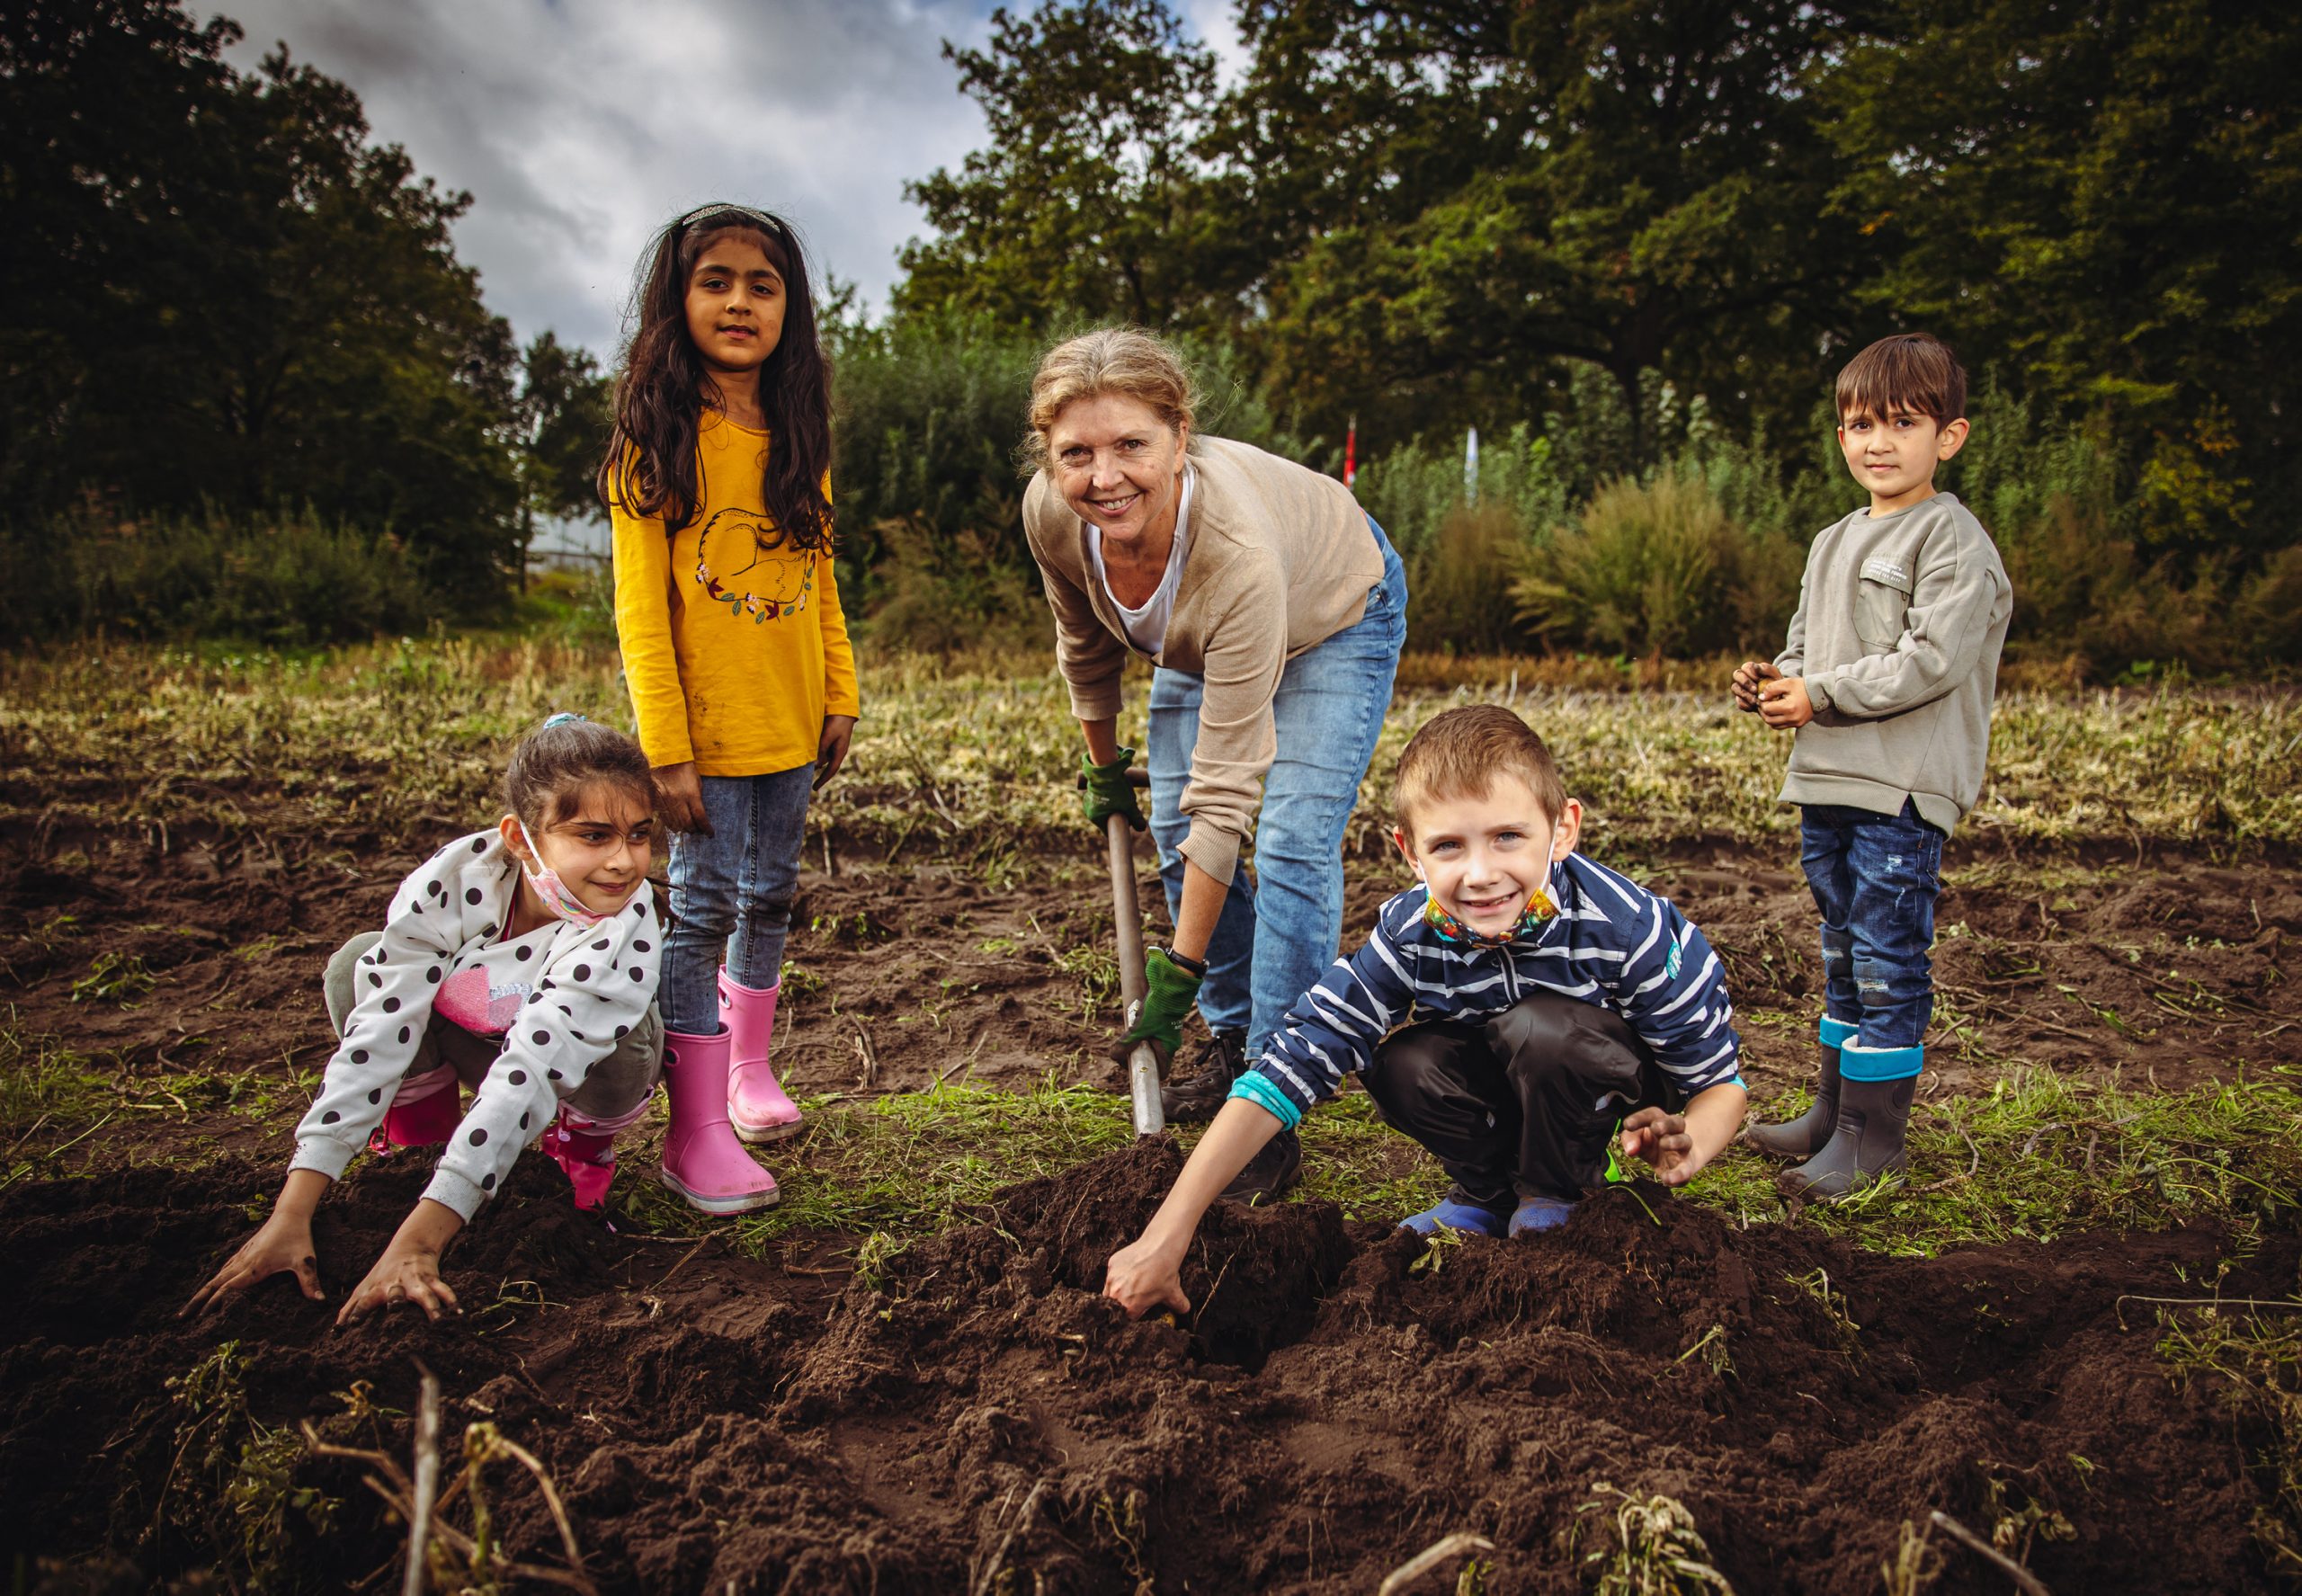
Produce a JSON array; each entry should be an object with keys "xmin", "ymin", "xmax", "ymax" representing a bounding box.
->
[{"xmin": 1023, "ymin": 327, "xmax": 1407, "ymax": 1201}]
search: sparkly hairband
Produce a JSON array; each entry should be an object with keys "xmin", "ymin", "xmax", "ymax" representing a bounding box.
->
[
  {"xmin": 541, "ymin": 712, "xmax": 587, "ymax": 730},
  {"xmin": 678, "ymin": 203, "xmax": 786, "ymax": 234}
]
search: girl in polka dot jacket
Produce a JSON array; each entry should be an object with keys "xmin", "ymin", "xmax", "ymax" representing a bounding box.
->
[{"xmin": 186, "ymin": 716, "xmax": 693, "ymax": 1326}]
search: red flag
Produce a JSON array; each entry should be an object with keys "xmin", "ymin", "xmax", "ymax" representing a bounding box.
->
[{"xmin": 1344, "ymin": 415, "xmax": 1358, "ymax": 487}]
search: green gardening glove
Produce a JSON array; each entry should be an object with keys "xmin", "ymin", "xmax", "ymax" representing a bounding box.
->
[
  {"xmin": 1114, "ymin": 948, "xmax": 1203, "ymax": 1064},
  {"xmin": 1081, "ymin": 746, "xmax": 1148, "ymax": 833}
]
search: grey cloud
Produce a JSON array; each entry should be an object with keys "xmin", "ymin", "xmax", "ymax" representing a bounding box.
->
[{"xmin": 222, "ymin": 0, "xmax": 1000, "ymax": 358}]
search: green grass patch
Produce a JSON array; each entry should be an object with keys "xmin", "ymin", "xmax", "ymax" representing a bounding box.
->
[
  {"xmin": 1691, "ymin": 1067, "xmax": 2302, "ymax": 1254},
  {"xmin": 603, "ymin": 1078, "xmax": 1450, "ymax": 1262},
  {"xmin": 69, "ymin": 950, "xmax": 156, "ymax": 1004},
  {"xmin": 607, "ymin": 1077, "xmax": 1139, "ymax": 1254},
  {"xmin": 700, "ymin": 1065, "xmax": 2289, "ymax": 1264},
  {"xmin": 0, "ymin": 1016, "xmax": 112, "ymax": 1141},
  {"xmin": 1291, "ymin": 1089, "xmax": 1447, "ymax": 1220},
  {"xmin": 0, "ymin": 1015, "xmax": 318, "ymax": 1189}
]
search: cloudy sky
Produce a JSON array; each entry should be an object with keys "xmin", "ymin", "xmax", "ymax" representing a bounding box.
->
[{"xmin": 219, "ymin": 0, "xmax": 1245, "ymax": 362}]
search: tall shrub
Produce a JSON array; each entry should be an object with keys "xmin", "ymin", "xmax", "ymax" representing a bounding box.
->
[
  {"xmin": 1512, "ymin": 474, "xmax": 1744, "ymax": 657},
  {"xmin": 1354, "ymin": 424, "xmax": 1571, "ymax": 564},
  {"xmin": 0, "ymin": 507, "xmax": 434, "ymax": 645}
]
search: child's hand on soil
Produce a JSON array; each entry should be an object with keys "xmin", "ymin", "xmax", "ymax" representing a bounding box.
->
[
  {"xmin": 814, "ymin": 715, "xmax": 858, "ymax": 789},
  {"xmin": 182, "ymin": 1215, "xmax": 325, "ymax": 1317},
  {"xmin": 1103, "ymin": 1234, "xmax": 1191, "ymax": 1319},
  {"xmin": 338, "ymin": 1238, "xmax": 460, "ymax": 1327},
  {"xmin": 652, "ymin": 762, "xmax": 714, "ymax": 835},
  {"xmin": 1619, "ymin": 1107, "xmax": 1706, "ymax": 1187},
  {"xmin": 1731, "ymin": 660, "xmax": 1780, "ymax": 713},
  {"xmin": 1757, "ymin": 676, "xmax": 1816, "ymax": 729}
]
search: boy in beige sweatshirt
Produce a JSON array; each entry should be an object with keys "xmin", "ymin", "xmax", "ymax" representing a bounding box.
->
[{"xmin": 1733, "ymin": 333, "xmax": 2013, "ymax": 1197}]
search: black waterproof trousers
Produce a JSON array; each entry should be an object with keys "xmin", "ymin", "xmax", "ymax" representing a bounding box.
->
[{"xmin": 1359, "ymin": 992, "xmax": 1675, "ymax": 1206}]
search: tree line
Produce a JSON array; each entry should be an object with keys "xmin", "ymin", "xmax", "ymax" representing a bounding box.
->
[
  {"xmin": 0, "ymin": 0, "xmax": 605, "ymax": 640},
  {"xmin": 866, "ymin": 0, "xmax": 2300, "ymax": 669},
  {"xmin": 4, "ymin": 0, "xmax": 2297, "ymax": 668}
]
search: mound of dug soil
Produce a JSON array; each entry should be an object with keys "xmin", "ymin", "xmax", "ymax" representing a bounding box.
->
[{"xmin": 2, "ymin": 1143, "xmax": 2291, "ymax": 1593}]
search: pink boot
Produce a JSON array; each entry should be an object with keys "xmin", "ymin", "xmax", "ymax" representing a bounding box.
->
[
  {"xmin": 540, "ymin": 1117, "xmax": 620, "ymax": 1210},
  {"xmin": 366, "ymin": 1065, "xmax": 461, "ymax": 1156},
  {"xmin": 720, "ymin": 969, "xmax": 803, "ymax": 1144},
  {"xmin": 657, "ymin": 1028, "xmax": 780, "ymax": 1215}
]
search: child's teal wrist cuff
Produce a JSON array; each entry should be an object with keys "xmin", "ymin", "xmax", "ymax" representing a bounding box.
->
[
  {"xmin": 1839, "ymin": 1038, "xmax": 1923, "ymax": 1082},
  {"xmin": 1227, "ymin": 1071, "xmax": 1302, "ymax": 1129},
  {"xmin": 1819, "ymin": 1015, "xmax": 1860, "ymax": 1048}
]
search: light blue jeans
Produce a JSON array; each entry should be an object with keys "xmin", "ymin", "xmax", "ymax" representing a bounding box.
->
[
  {"xmin": 1147, "ymin": 516, "xmax": 1407, "ymax": 1059},
  {"xmin": 663, "ymin": 764, "xmax": 815, "ymax": 1033}
]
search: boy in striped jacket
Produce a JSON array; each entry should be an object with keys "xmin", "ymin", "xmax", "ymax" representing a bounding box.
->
[{"xmin": 1103, "ymin": 705, "xmax": 1748, "ymax": 1318}]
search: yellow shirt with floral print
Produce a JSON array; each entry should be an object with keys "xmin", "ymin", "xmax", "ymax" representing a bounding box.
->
[{"xmin": 609, "ymin": 415, "xmax": 859, "ymax": 776}]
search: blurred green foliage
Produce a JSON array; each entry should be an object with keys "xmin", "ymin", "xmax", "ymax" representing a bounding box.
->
[
  {"xmin": 0, "ymin": 0, "xmax": 607, "ymax": 639},
  {"xmin": 879, "ymin": 0, "xmax": 2301, "ymax": 670}
]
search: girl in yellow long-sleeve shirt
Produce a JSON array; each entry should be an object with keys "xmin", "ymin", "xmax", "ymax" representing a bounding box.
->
[{"xmin": 598, "ymin": 204, "xmax": 859, "ymax": 1216}]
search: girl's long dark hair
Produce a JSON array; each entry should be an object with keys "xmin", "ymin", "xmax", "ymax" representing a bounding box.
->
[{"xmin": 596, "ymin": 205, "xmax": 834, "ymax": 550}]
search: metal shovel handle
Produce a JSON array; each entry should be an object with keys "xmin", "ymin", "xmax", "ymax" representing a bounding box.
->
[
  {"xmin": 1080, "ymin": 767, "xmax": 1164, "ymax": 1136},
  {"xmin": 1108, "ymin": 813, "xmax": 1165, "ymax": 1137}
]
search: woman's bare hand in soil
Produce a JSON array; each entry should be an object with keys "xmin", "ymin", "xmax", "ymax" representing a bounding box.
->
[
  {"xmin": 337, "ymin": 1238, "xmax": 459, "ymax": 1327},
  {"xmin": 1103, "ymin": 1234, "xmax": 1191, "ymax": 1320},
  {"xmin": 1620, "ymin": 1107, "xmax": 1701, "ymax": 1187},
  {"xmin": 183, "ymin": 1215, "xmax": 325, "ymax": 1317},
  {"xmin": 652, "ymin": 762, "xmax": 713, "ymax": 835}
]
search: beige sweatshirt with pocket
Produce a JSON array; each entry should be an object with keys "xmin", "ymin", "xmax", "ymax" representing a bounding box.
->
[
  {"xmin": 1023, "ymin": 435, "xmax": 1384, "ymax": 886},
  {"xmin": 1773, "ymin": 492, "xmax": 2013, "ymax": 835}
]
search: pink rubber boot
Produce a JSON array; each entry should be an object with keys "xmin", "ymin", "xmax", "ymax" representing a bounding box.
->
[
  {"xmin": 657, "ymin": 1028, "xmax": 780, "ymax": 1215},
  {"xmin": 720, "ymin": 969, "xmax": 803, "ymax": 1144},
  {"xmin": 366, "ymin": 1065, "xmax": 461, "ymax": 1156},
  {"xmin": 540, "ymin": 1096, "xmax": 651, "ymax": 1211}
]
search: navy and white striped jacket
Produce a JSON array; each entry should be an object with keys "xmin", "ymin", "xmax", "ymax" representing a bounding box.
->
[{"xmin": 1234, "ymin": 853, "xmax": 1743, "ymax": 1128}]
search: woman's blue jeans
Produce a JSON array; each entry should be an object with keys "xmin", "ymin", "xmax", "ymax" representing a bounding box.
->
[
  {"xmin": 1147, "ymin": 516, "xmax": 1407, "ymax": 1060},
  {"xmin": 1798, "ymin": 798, "xmax": 1944, "ymax": 1051},
  {"xmin": 663, "ymin": 764, "xmax": 814, "ymax": 1033}
]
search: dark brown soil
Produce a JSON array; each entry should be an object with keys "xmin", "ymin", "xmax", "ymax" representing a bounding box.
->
[
  {"xmin": 5, "ymin": 811, "xmax": 2302, "ymax": 1591},
  {"xmin": 2, "ymin": 1141, "xmax": 2291, "ymax": 1592},
  {"xmin": 7, "ymin": 821, "xmax": 2298, "ymax": 1137}
]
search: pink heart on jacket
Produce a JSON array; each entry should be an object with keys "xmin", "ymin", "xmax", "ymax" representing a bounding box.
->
[{"xmin": 435, "ymin": 967, "xmax": 525, "ymax": 1036}]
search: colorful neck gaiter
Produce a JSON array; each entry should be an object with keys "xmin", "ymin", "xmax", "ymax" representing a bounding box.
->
[
  {"xmin": 1422, "ymin": 871, "xmax": 1563, "ymax": 948},
  {"xmin": 514, "ymin": 823, "xmax": 610, "ymax": 929}
]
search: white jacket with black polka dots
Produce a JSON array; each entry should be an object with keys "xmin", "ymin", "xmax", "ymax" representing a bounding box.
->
[{"xmin": 290, "ymin": 830, "xmax": 661, "ymax": 1219}]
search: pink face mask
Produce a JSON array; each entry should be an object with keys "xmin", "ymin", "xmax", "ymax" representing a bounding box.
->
[{"xmin": 514, "ymin": 822, "xmax": 610, "ymax": 929}]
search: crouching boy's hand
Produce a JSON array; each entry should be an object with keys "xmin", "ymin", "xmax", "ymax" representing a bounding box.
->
[
  {"xmin": 1103, "ymin": 1234, "xmax": 1191, "ymax": 1319},
  {"xmin": 1102, "ymin": 1097, "xmax": 1286, "ymax": 1318},
  {"xmin": 1619, "ymin": 1080, "xmax": 1748, "ymax": 1188}
]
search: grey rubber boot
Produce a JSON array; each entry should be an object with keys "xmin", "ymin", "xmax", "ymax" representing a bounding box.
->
[
  {"xmin": 1161, "ymin": 1028, "xmax": 1247, "ymax": 1124},
  {"xmin": 1746, "ymin": 1027, "xmax": 1847, "ymax": 1160},
  {"xmin": 1778, "ymin": 1074, "xmax": 1914, "ymax": 1199}
]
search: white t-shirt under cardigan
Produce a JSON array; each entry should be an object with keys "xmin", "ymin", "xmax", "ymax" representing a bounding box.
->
[
  {"xmin": 290, "ymin": 830, "xmax": 663, "ymax": 1220},
  {"xmin": 1087, "ymin": 465, "xmax": 1195, "ymax": 655}
]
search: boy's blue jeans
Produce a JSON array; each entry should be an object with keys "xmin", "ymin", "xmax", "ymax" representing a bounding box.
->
[
  {"xmin": 663, "ymin": 764, "xmax": 815, "ymax": 1033},
  {"xmin": 1147, "ymin": 516, "xmax": 1407, "ymax": 1060},
  {"xmin": 1799, "ymin": 800, "xmax": 1943, "ymax": 1053}
]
